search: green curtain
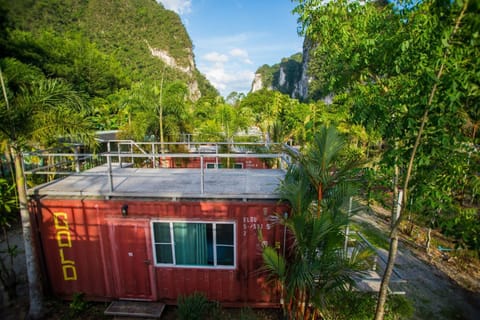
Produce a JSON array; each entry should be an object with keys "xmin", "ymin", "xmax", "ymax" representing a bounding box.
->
[{"xmin": 173, "ymin": 223, "xmax": 208, "ymax": 265}]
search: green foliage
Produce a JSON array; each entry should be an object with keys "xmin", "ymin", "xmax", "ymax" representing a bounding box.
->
[
  {"xmin": 440, "ymin": 207, "xmax": 480, "ymax": 252},
  {"xmin": 0, "ymin": 178, "xmax": 17, "ymax": 220},
  {"xmin": 386, "ymin": 294, "xmax": 415, "ymax": 320},
  {"xmin": 0, "ymin": 63, "xmax": 95, "ymax": 148},
  {"xmin": 352, "ymin": 221, "xmax": 390, "ymax": 251},
  {"xmin": 239, "ymin": 307, "xmax": 257, "ymax": 320},
  {"xmin": 322, "ymin": 291, "xmax": 413, "ymax": 320},
  {"xmin": 225, "ymin": 91, "xmax": 245, "ymax": 106},
  {"xmin": 2, "ymin": 30, "xmax": 129, "ymax": 98},
  {"xmin": 293, "ymin": 2, "xmax": 478, "ymax": 318},
  {"xmin": 262, "ymin": 246, "xmax": 286, "ymax": 280},
  {"xmin": 177, "ymin": 292, "xmax": 221, "ymax": 320},
  {"xmin": 118, "ymin": 80, "xmax": 190, "ymax": 142},
  {"xmin": 195, "ymin": 69, "xmax": 219, "ymax": 99},
  {"xmin": 69, "ymin": 292, "xmax": 89, "ymax": 316},
  {"xmin": 287, "ymin": 126, "xmax": 362, "ymax": 214},
  {"xmin": 194, "ymin": 101, "xmax": 257, "ymax": 143},
  {"xmin": 0, "ymin": 177, "xmax": 19, "ymax": 301},
  {"xmin": 265, "ymin": 193, "xmax": 373, "ymax": 319},
  {"xmin": 263, "ymin": 126, "xmax": 372, "ymax": 319},
  {"xmin": 239, "ymin": 89, "xmax": 309, "ymax": 144},
  {"xmin": 293, "ymin": 0, "xmax": 480, "ymax": 252},
  {"xmin": 0, "ymin": 63, "xmax": 97, "ymax": 315},
  {"xmin": 2, "ymin": 0, "xmax": 194, "ymax": 80},
  {"xmin": 0, "ymin": 27, "xmax": 130, "ymax": 131},
  {"xmin": 162, "ymin": 81, "xmax": 191, "ymax": 141},
  {"xmin": 0, "ymin": 0, "xmax": 219, "ymax": 133}
]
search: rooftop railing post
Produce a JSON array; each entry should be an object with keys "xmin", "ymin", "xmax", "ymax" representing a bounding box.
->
[
  {"xmin": 107, "ymin": 144, "xmax": 114, "ymax": 192},
  {"xmin": 200, "ymin": 155, "xmax": 204, "ymax": 194},
  {"xmin": 130, "ymin": 142, "xmax": 133, "ymax": 165},
  {"xmin": 215, "ymin": 143, "xmax": 218, "ymax": 168},
  {"xmin": 117, "ymin": 142, "xmax": 122, "ymax": 168},
  {"xmin": 152, "ymin": 143, "xmax": 156, "ymax": 168},
  {"xmin": 74, "ymin": 145, "xmax": 80, "ymax": 173}
]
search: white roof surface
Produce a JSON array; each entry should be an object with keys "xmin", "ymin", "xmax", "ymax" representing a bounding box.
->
[{"xmin": 29, "ymin": 164, "xmax": 286, "ymax": 200}]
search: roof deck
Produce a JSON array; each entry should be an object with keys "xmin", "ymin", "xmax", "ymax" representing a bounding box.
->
[
  {"xmin": 26, "ymin": 140, "xmax": 290, "ymax": 200},
  {"xmin": 29, "ymin": 165, "xmax": 285, "ymax": 200}
]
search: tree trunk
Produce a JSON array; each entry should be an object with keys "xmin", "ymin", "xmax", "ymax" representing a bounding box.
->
[
  {"xmin": 374, "ymin": 4, "xmax": 468, "ymax": 319},
  {"xmin": 159, "ymin": 66, "xmax": 166, "ymax": 157},
  {"xmin": 391, "ymin": 159, "xmax": 399, "ymax": 229},
  {"xmin": 13, "ymin": 148, "xmax": 45, "ymax": 319},
  {"xmin": 317, "ymin": 185, "xmax": 323, "ymax": 217},
  {"xmin": 375, "ymin": 190, "xmax": 402, "ymax": 320},
  {"xmin": 159, "ymin": 105, "xmax": 164, "ymax": 153},
  {"xmin": 374, "ymin": 234, "xmax": 399, "ymax": 320}
]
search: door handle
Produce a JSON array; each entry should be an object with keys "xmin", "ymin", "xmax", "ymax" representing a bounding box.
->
[{"xmin": 144, "ymin": 259, "xmax": 151, "ymax": 265}]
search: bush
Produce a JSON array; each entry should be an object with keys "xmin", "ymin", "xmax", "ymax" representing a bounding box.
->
[
  {"xmin": 240, "ymin": 307, "xmax": 257, "ymax": 320},
  {"xmin": 386, "ymin": 294, "xmax": 414, "ymax": 320},
  {"xmin": 177, "ymin": 292, "xmax": 219, "ymax": 320},
  {"xmin": 440, "ymin": 207, "xmax": 480, "ymax": 252},
  {"xmin": 323, "ymin": 291, "xmax": 413, "ymax": 320},
  {"xmin": 69, "ymin": 292, "xmax": 89, "ymax": 316}
]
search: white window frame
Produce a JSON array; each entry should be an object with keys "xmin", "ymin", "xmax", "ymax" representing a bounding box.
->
[
  {"xmin": 205, "ymin": 162, "xmax": 224, "ymax": 169},
  {"xmin": 151, "ymin": 220, "xmax": 236, "ymax": 269}
]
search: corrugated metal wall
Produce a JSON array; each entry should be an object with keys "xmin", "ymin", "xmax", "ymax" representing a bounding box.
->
[{"xmin": 35, "ymin": 198, "xmax": 288, "ymax": 306}]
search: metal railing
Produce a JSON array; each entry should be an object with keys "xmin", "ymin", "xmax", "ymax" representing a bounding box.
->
[{"xmin": 24, "ymin": 141, "xmax": 292, "ymax": 194}]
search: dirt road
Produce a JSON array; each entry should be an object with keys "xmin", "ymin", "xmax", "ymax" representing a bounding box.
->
[{"xmin": 354, "ymin": 210, "xmax": 480, "ymax": 320}]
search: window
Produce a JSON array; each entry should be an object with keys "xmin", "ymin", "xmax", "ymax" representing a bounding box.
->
[
  {"xmin": 206, "ymin": 163, "xmax": 224, "ymax": 169},
  {"xmin": 152, "ymin": 221, "xmax": 235, "ymax": 268},
  {"xmin": 234, "ymin": 163, "xmax": 243, "ymax": 169}
]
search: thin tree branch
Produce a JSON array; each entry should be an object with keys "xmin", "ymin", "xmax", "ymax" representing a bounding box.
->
[{"xmin": 375, "ymin": 2, "xmax": 469, "ymax": 320}]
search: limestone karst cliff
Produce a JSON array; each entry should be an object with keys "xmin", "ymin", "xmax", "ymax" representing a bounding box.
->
[
  {"xmin": 250, "ymin": 37, "xmax": 314, "ymax": 102},
  {"xmin": 3, "ymin": 0, "xmax": 217, "ymax": 101},
  {"xmin": 251, "ymin": 52, "xmax": 304, "ymax": 99}
]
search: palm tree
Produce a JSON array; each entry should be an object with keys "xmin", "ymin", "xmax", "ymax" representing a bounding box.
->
[
  {"xmin": 121, "ymin": 81, "xmax": 189, "ymax": 145},
  {"xmin": 161, "ymin": 81, "xmax": 190, "ymax": 143},
  {"xmin": 262, "ymin": 126, "xmax": 370, "ymax": 319},
  {"xmin": 285, "ymin": 125, "xmax": 361, "ymax": 216},
  {"xmin": 1, "ymin": 65, "xmax": 94, "ymax": 319}
]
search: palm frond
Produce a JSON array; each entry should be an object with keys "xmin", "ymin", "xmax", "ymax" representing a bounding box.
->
[
  {"xmin": 285, "ymin": 258, "xmax": 314, "ymax": 297},
  {"xmin": 322, "ymin": 180, "xmax": 359, "ymax": 212},
  {"xmin": 261, "ymin": 246, "xmax": 286, "ymax": 280},
  {"xmin": 3, "ymin": 78, "xmax": 95, "ymax": 149},
  {"xmin": 277, "ymin": 168, "xmax": 315, "ymax": 215}
]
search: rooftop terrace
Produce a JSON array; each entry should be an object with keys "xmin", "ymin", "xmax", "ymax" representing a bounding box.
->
[{"xmin": 26, "ymin": 140, "xmax": 290, "ymax": 200}]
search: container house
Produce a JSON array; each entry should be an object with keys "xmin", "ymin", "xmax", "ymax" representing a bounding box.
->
[{"xmin": 27, "ymin": 141, "xmax": 290, "ymax": 307}]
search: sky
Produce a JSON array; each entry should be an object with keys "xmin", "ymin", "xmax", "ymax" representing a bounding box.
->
[{"xmin": 156, "ymin": 0, "xmax": 304, "ymax": 97}]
